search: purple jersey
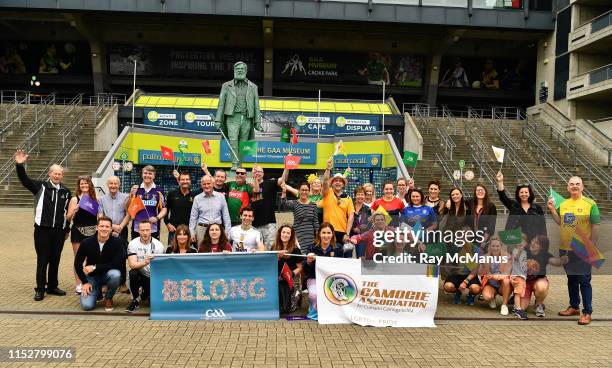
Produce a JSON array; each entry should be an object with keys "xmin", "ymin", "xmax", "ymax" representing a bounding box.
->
[{"xmin": 133, "ymin": 184, "xmax": 166, "ymax": 233}]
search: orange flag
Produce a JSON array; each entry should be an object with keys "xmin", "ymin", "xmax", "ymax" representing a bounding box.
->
[
  {"xmin": 128, "ymin": 196, "xmax": 145, "ymax": 219},
  {"xmin": 280, "ymin": 262, "xmax": 294, "ymax": 289}
]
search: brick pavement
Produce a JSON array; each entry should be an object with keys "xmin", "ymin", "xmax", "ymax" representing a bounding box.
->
[
  {"xmin": 0, "ymin": 316, "xmax": 611, "ymax": 367},
  {"xmin": 2, "ymin": 208, "xmax": 612, "ymax": 367}
]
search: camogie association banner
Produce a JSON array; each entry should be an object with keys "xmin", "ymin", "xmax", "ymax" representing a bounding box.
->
[
  {"xmin": 150, "ymin": 253, "xmax": 279, "ymax": 320},
  {"xmin": 315, "ymin": 258, "xmax": 438, "ymax": 327}
]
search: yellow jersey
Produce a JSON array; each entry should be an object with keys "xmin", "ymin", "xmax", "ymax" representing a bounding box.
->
[{"xmin": 559, "ymin": 196, "xmax": 600, "ymax": 250}]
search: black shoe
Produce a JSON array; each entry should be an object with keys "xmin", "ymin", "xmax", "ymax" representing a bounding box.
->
[
  {"xmin": 34, "ymin": 290, "xmax": 45, "ymax": 301},
  {"xmin": 46, "ymin": 287, "xmax": 66, "ymax": 296},
  {"xmin": 513, "ymin": 308, "xmax": 529, "ymax": 320},
  {"xmin": 126, "ymin": 299, "xmax": 140, "ymax": 313}
]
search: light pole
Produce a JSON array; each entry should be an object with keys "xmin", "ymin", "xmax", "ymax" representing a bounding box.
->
[{"xmin": 129, "ymin": 56, "xmax": 138, "ymax": 127}]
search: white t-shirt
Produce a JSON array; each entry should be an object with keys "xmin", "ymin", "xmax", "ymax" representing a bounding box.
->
[
  {"xmin": 127, "ymin": 237, "xmax": 165, "ymax": 278},
  {"xmin": 228, "ymin": 225, "xmax": 262, "ymax": 252}
]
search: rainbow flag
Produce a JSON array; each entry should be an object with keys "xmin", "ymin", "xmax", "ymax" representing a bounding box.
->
[
  {"xmin": 570, "ymin": 236, "xmax": 606, "ymax": 269},
  {"xmin": 426, "ymin": 264, "xmax": 439, "ymax": 278}
]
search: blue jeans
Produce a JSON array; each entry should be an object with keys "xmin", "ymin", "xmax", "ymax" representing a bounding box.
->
[
  {"xmin": 80, "ymin": 269, "xmax": 121, "ymax": 311},
  {"xmin": 566, "ymin": 274, "xmax": 592, "ymax": 314},
  {"xmin": 561, "ymin": 250, "xmax": 593, "ymax": 314}
]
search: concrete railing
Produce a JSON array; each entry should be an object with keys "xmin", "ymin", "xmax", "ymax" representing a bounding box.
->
[
  {"xmin": 570, "ymin": 10, "xmax": 612, "ymax": 51},
  {"xmin": 94, "ymin": 105, "xmax": 119, "ymax": 152},
  {"xmin": 567, "ymin": 64, "xmax": 612, "ymax": 100}
]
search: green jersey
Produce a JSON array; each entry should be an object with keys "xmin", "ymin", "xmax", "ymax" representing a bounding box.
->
[{"xmin": 227, "ymin": 181, "xmax": 253, "ymax": 224}]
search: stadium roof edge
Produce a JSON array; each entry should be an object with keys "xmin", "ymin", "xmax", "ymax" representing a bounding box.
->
[{"xmin": 0, "ymin": 1, "xmax": 555, "ymax": 31}]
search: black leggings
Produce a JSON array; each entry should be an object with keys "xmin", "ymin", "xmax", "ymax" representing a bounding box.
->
[{"xmin": 128, "ymin": 269, "xmax": 150, "ymax": 301}]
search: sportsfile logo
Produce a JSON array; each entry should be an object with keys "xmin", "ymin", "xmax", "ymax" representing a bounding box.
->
[{"xmin": 204, "ymin": 309, "xmax": 227, "ymax": 320}]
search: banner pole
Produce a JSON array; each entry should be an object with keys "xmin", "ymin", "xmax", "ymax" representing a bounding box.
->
[
  {"xmin": 382, "ymin": 81, "xmax": 385, "ymax": 134},
  {"xmin": 131, "ymin": 59, "xmax": 136, "ymax": 127},
  {"xmin": 317, "ymin": 89, "xmax": 321, "ymax": 140}
]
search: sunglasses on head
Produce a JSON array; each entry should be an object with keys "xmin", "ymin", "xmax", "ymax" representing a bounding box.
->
[{"xmin": 78, "ymin": 175, "xmax": 91, "ymax": 180}]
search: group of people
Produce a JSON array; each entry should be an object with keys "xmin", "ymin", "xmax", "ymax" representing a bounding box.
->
[{"xmin": 15, "ymin": 149, "xmax": 600, "ymax": 324}]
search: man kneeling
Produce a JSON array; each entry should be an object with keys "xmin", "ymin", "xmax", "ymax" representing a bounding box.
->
[
  {"xmin": 126, "ymin": 220, "xmax": 165, "ymax": 313},
  {"xmin": 75, "ymin": 216, "xmax": 124, "ymax": 311}
]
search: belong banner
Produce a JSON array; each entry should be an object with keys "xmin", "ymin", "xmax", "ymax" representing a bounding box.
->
[
  {"xmin": 150, "ymin": 253, "xmax": 279, "ymax": 320},
  {"xmin": 315, "ymin": 258, "xmax": 438, "ymax": 327}
]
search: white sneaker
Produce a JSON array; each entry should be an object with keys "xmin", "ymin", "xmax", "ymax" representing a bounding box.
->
[
  {"xmin": 489, "ymin": 298, "xmax": 497, "ymax": 309},
  {"xmin": 75, "ymin": 284, "xmax": 82, "ymax": 294},
  {"xmin": 535, "ymin": 304, "xmax": 546, "ymax": 318},
  {"xmin": 500, "ymin": 304, "xmax": 509, "ymax": 316}
]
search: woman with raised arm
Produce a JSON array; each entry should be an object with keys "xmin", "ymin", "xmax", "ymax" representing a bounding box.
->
[
  {"xmin": 280, "ymin": 181, "xmax": 319, "ymax": 254},
  {"xmin": 496, "ymin": 171, "xmax": 547, "ymax": 241}
]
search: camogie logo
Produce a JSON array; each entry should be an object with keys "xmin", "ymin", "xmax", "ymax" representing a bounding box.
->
[{"xmin": 324, "ymin": 274, "xmax": 357, "ymax": 306}]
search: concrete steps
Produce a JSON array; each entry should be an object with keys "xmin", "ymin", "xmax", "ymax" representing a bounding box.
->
[
  {"xmin": 0, "ymin": 104, "xmax": 109, "ymax": 207},
  {"xmin": 415, "ymin": 117, "xmax": 611, "ymax": 215}
]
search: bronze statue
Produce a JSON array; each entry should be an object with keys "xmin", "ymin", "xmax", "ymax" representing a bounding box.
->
[{"xmin": 215, "ymin": 61, "xmax": 263, "ymax": 170}]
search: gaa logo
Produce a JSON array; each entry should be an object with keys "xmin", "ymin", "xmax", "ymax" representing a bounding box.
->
[
  {"xmin": 147, "ymin": 110, "xmax": 159, "ymax": 122},
  {"xmin": 184, "ymin": 112, "xmax": 196, "ymax": 123},
  {"xmin": 324, "ymin": 274, "xmax": 357, "ymax": 306},
  {"xmin": 371, "ymin": 156, "xmax": 379, "ymax": 166},
  {"xmin": 205, "ymin": 309, "xmax": 226, "ymax": 319},
  {"xmin": 193, "ymin": 156, "xmax": 200, "ymax": 165},
  {"xmin": 335, "ymin": 116, "xmax": 347, "ymax": 127},
  {"xmin": 296, "ymin": 115, "xmax": 308, "ymax": 126}
]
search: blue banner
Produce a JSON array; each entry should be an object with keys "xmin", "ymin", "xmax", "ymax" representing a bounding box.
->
[
  {"xmin": 334, "ymin": 154, "xmax": 382, "ymax": 168},
  {"xmin": 333, "ymin": 114, "xmax": 380, "ymax": 134},
  {"xmin": 139, "ymin": 149, "xmax": 202, "ymax": 167},
  {"xmin": 182, "ymin": 109, "xmax": 218, "ymax": 132},
  {"xmin": 292, "ymin": 113, "xmax": 334, "ymax": 135},
  {"xmin": 150, "ymin": 253, "xmax": 279, "ymax": 320},
  {"xmin": 220, "ymin": 140, "xmax": 317, "ymax": 164},
  {"xmin": 144, "ymin": 108, "xmax": 182, "ymax": 128}
]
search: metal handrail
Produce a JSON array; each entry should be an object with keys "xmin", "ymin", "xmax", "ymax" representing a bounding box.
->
[
  {"xmin": 409, "ymin": 104, "xmax": 456, "ymax": 159},
  {"xmin": 464, "ymin": 122, "xmax": 495, "ymax": 193},
  {"xmin": 525, "ymin": 108, "xmax": 611, "ymax": 198},
  {"xmin": 402, "ymin": 103, "xmax": 525, "ymax": 121},
  {"xmin": 0, "ymin": 97, "xmax": 57, "ymax": 186},
  {"xmin": 0, "ymin": 90, "xmax": 29, "ymax": 104},
  {"xmin": 465, "ymin": 126, "xmax": 497, "ymax": 192},
  {"xmin": 522, "ymin": 117, "xmax": 599, "ymax": 199},
  {"xmin": 0, "ymin": 104, "xmax": 23, "ymax": 143},
  {"xmin": 435, "ymin": 152, "xmax": 463, "ymax": 192}
]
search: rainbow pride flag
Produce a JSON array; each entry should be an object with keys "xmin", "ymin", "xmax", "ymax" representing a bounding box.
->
[
  {"xmin": 426, "ymin": 264, "xmax": 439, "ymax": 278},
  {"xmin": 570, "ymin": 236, "xmax": 606, "ymax": 269}
]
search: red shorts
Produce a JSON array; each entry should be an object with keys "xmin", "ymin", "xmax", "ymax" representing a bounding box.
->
[{"xmin": 521, "ymin": 276, "xmax": 549, "ymax": 301}]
